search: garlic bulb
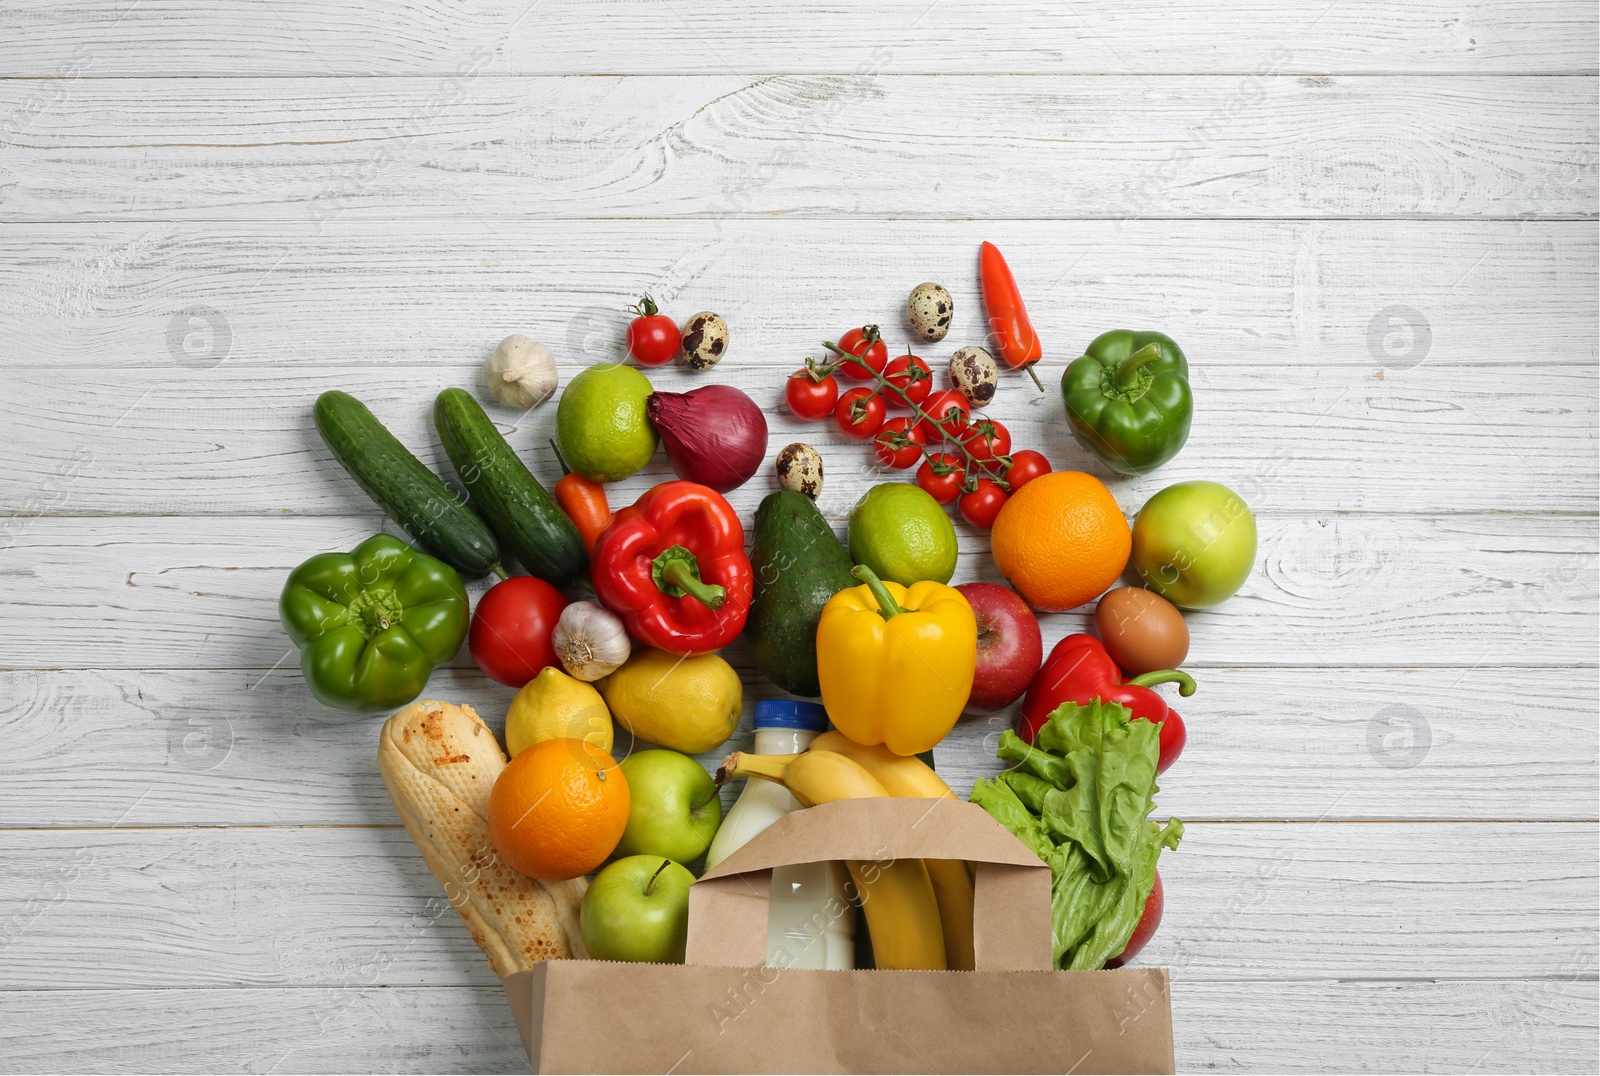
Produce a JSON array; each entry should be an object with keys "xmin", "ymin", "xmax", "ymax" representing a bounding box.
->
[
  {"xmin": 551, "ymin": 601, "xmax": 631, "ymax": 681},
  {"xmin": 484, "ymin": 334, "xmax": 558, "ymax": 409}
]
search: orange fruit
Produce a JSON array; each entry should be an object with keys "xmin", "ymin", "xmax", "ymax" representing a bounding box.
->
[
  {"xmin": 990, "ymin": 470, "xmax": 1131, "ymax": 611},
  {"xmin": 488, "ymin": 738, "xmax": 629, "ymax": 880}
]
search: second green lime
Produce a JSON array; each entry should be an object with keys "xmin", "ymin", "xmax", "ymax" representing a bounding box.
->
[
  {"xmin": 847, "ymin": 483, "xmax": 958, "ymax": 586},
  {"xmin": 556, "ymin": 363, "xmax": 658, "ymax": 482}
]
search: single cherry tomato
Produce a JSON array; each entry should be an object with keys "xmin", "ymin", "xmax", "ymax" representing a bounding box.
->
[
  {"xmin": 625, "ymin": 295, "xmax": 680, "ymax": 366},
  {"xmin": 883, "ymin": 351, "xmax": 933, "ymax": 408},
  {"xmin": 785, "ymin": 367, "xmax": 839, "ymax": 420},
  {"xmin": 1002, "ymin": 449, "xmax": 1052, "ymax": 491},
  {"xmin": 917, "ymin": 389, "xmax": 971, "ymax": 444},
  {"xmin": 963, "ymin": 417, "xmax": 1012, "ymax": 462},
  {"xmin": 834, "ymin": 386, "xmax": 886, "ymax": 439},
  {"xmin": 959, "ymin": 478, "xmax": 1009, "ymax": 529},
  {"xmin": 916, "ymin": 452, "xmax": 965, "ymax": 504},
  {"xmin": 469, "ymin": 576, "xmax": 569, "ymax": 688},
  {"xmin": 832, "ymin": 324, "xmax": 889, "ymax": 381},
  {"xmin": 873, "ymin": 417, "xmax": 926, "ymax": 469},
  {"xmin": 1106, "ymin": 872, "xmax": 1163, "ymax": 968}
]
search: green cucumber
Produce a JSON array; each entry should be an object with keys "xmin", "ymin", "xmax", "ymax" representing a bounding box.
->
[
  {"xmin": 432, "ymin": 388, "xmax": 586, "ymax": 586},
  {"xmin": 313, "ymin": 390, "xmax": 502, "ymax": 580}
]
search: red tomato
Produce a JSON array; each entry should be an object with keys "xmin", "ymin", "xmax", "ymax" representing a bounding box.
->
[
  {"xmin": 625, "ymin": 296, "xmax": 679, "ymax": 366},
  {"xmin": 963, "ymin": 418, "xmax": 1012, "ymax": 462},
  {"xmin": 1106, "ymin": 872, "xmax": 1163, "ymax": 968},
  {"xmin": 785, "ymin": 369, "xmax": 839, "ymax": 420},
  {"xmin": 834, "ymin": 325, "xmax": 888, "ymax": 381},
  {"xmin": 873, "ymin": 417, "xmax": 926, "ymax": 469},
  {"xmin": 834, "ymin": 387, "xmax": 886, "ymax": 439},
  {"xmin": 959, "ymin": 478, "xmax": 1009, "ymax": 529},
  {"xmin": 1003, "ymin": 449, "xmax": 1052, "ymax": 491},
  {"xmin": 916, "ymin": 452, "xmax": 965, "ymax": 504},
  {"xmin": 917, "ymin": 390, "xmax": 971, "ymax": 443},
  {"xmin": 469, "ymin": 577, "xmax": 569, "ymax": 688},
  {"xmin": 883, "ymin": 351, "xmax": 933, "ymax": 408}
]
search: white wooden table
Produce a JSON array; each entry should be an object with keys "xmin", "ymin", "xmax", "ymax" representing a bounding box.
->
[{"xmin": 1, "ymin": 3, "xmax": 1596, "ymax": 1072}]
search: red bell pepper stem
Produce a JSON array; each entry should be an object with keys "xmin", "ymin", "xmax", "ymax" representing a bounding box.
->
[
  {"xmin": 850, "ymin": 564, "xmax": 903, "ymax": 620},
  {"xmin": 653, "ymin": 544, "xmax": 726, "ymax": 611},
  {"xmin": 1125, "ymin": 669, "xmax": 1197, "ymax": 697}
]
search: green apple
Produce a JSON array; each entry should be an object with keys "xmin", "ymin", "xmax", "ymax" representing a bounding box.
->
[
  {"xmin": 615, "ymin": 749, "xmax": 723, "ymax": 863},
  {"xmin": 581, "ymin": 855, "xmax": 694, "ymax": 963},
  {"xmin": 1130, "ymin": 481, "xmax": 1257, "ymax": 609}
]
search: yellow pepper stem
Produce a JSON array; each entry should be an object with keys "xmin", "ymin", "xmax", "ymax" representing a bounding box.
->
[{"xmin": 851, "ymin": 564, "xmax": 903, "ymax": 620}]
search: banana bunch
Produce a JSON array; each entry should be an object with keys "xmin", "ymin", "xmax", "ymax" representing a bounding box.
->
[{"xmin": 718, "ymin": 735, "xmax": 976, "ymax": 972}]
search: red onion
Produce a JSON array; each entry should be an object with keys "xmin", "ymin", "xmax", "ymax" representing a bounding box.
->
[{"xmin": 646, "ymin": 385, "xmax": 768, "ymax": 493}]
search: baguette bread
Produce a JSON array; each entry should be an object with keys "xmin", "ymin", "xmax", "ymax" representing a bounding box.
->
[{"xmin": 378, "ymin": 699, "xmax": 587, "ymax": 975}]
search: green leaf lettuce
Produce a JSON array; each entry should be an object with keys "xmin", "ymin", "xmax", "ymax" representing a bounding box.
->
[{"xmin": 970, "ymin": 699, "xmax": 1183, "ymax": 970}]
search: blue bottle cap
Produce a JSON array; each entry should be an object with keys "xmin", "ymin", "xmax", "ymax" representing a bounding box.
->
[{"xmin": 752, "ymin": 699, "xmax": 830, "ymax": 733}]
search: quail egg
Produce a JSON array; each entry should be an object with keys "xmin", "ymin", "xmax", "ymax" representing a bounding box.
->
[
  {"xmin": 774, "ymin": 442, "xmax": 823, "ymax": 498},
  {"xmin": 678, "ymin": 311, "xmax": 729, "ymax": 371},
  {"xmin": 906, "ymin": 282, "xmax": 953, "ymax": 342},
  {"xmin": 949, "ymin": 345, "xmax": 999, "ymax": 406}
]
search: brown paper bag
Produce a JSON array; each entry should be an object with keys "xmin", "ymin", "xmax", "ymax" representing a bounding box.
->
[{"xmin": 502, "ymin": 798, "xmax": 1174, "ymax": 1074}]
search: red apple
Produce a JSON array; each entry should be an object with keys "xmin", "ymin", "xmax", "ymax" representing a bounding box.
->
[
  {"xmin": 956, "ymin": 582, "xmax": 1042, "ymax": 711},
  {"xmin": 1106, "ymin": 871, "xmax": 1163, "ymax": 968}
]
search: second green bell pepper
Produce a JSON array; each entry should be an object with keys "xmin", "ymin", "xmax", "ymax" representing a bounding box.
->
[
  {"xmin": 1061, "ymin": 330, "xmax": 1193, "ymax": 475},
  {"xmin": 279, "ymin": 534, "xmax": 469, "ymax": 712}
]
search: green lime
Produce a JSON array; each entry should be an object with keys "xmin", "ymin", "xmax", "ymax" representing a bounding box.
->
[
  {"xmin": 847, "ymin": 483, "xmax": 958, "ymax": 586},
  {"xmin": 556, "ymin": 363, "xmax": 658, "ymax": 481}
]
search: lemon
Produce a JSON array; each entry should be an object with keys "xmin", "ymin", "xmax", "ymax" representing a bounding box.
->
[
  {"xmin": 556, "ymin": 363, "xmax": 658, "ymax": 482},
  {"xmin": 847, "ymin": 483, "xmax": 959, "ymax": 585},
  {"xmin": 504, "ymin": 666, "xmax": 614, "ymax": 757},
  {"xmin": 597, "ymin": 647, "xmax": 742, "ymax": 754}
]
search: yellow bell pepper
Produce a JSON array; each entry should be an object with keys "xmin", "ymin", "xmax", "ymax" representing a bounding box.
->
[{"xmin": 816, "ymin": 565, "xmax": 977, "ymax": 755}]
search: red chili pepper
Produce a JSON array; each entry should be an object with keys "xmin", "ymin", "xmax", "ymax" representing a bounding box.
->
[
  {"xmin": 979, "ymin": 241, "xmax": 1044, "ymax": 390},
  {"xmin": 591, "ymin": 481, "xmax": 752, "ymax": 656},
  {"xmin": 550, "ymin": 440, "xmax": 611, "ymax": 555},
  {"xmin": 1016, "ymin": 633, "xmax": 1193, "ymax": 772}
]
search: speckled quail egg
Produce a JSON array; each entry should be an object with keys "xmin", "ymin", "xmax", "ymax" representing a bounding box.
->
[
  {"xmin": 949, "ymin": 345, "xmax": 999, "ymax": 406},
  {"xmin": 774, "ymin": 442, "xmax": 823, "ymax": 498},
  {"xmin": 678, "ymin": 311, "xmax": 729, "ymax": 371},
  {"xmin": 906, "ymin": 282, "xmax": 953, "ymax": 342}
]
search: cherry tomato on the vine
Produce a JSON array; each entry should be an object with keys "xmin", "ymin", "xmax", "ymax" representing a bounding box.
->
[
  {"xmin": 959, "ymin": 478, "xmax": 1009, "ymax": 529},
  {"xmin": 832, "ymin": 325, "xmax": 889, "ymax": 381},
  {"xmin": 785, "ymin": 366, "xmax": 839, "ymax": 420},
  {"xmin": 873, "ymin": 417, "xmax": 926, "ymax": 469},
  {"xmin": 916, "ymin": 452, "xmax": 966, "ymax": 504},
  {"xmin": 834, "ymin": 387, "xmax": 886, "ymax": 439},
  {"xmin": 917, "ymin": 390, "xmax": 972, "ymax": 444},
  {"xmin": 1003, "ymin": 449, "xmax": 1052, "ymax": 491},
  {"xmin": 883, "ymin": 351, "xmax": 933, "ymax": 408},
  {"xmin": 963, "ymin": 417, "xmax": 1012, "ymax": 462},
  {"xmin": 625, "ymin": 295, "xmax": 680, "ymax": 366}
]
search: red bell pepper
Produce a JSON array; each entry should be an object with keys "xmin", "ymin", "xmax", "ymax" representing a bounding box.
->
[
  {"xmin": 1017, "ymin": 633, "xmax": 1193, "ymax": 773},
  {"xmin": 979, "ymin": 241, "xmax": 1044, "ymax": 390},
  {"xmin": 592, "ymin": 481, "xmax": 752, "ymax": 656}
]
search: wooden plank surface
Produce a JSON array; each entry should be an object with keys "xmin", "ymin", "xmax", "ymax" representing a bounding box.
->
[
  {"xmin": 3, "ymin": 1, "xmax": 1597, "ymax": 1072},
  {"xmin": 2, "ymin": 76, "xmax": 1594, "ymax": 222},
  {"xmin": 1, "ymin": 513, "xmax": 1594, "ymax": 671},
  {"xmin": 2, "ymin": 221, "xmax": 1595, "ymax": 370},
  {"xmin": 1, "ymin": 980, "xmax": 1597, "ymax": 1075},
  {"xmin": 1, "ymin": 362, "xmax": 1596, "ymax": 515},
  {"xmin": 0, "ymin": 823, "xmax": 1592, "ymax": 988},
  {"xmin": 2, "ymin": 666, "xmax": 1595, "ymax": 828},
  {"xmin": 1, "ymin": 0, "xmax": 1595, "ymax": 76}
]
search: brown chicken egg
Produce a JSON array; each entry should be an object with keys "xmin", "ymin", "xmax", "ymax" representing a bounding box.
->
[{"xmin": 1095, "ymin": 587, "xmax": 1189, "ymax": 674}]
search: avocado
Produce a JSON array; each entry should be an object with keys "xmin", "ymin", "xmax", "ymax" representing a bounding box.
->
[{"xmin": 746, "ymin": 490, "xmax": 858, "ymax": 697}]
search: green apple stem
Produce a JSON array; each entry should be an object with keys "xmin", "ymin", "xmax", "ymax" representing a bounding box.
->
[
  {"xmin": 691, "ymin": 783, "xmax": 721, "ymax": 813},
  {"xmin": 644, "ymin": 858, "xmax": 672, "ymax": 898}
]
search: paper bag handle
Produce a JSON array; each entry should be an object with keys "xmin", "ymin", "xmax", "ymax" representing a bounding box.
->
[{"xmin": 684, "ymin": 798, "xmax": 1052, "ymax": 971}]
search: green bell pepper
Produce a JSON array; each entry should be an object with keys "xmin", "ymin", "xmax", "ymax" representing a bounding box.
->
[
  {"xmin": 1061, "ymin": 330, "xmax": 1193, "ymax": 475},
  {"xmin": 279, "ymin": 534, "xmax": 469, "ymax": 712}
]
